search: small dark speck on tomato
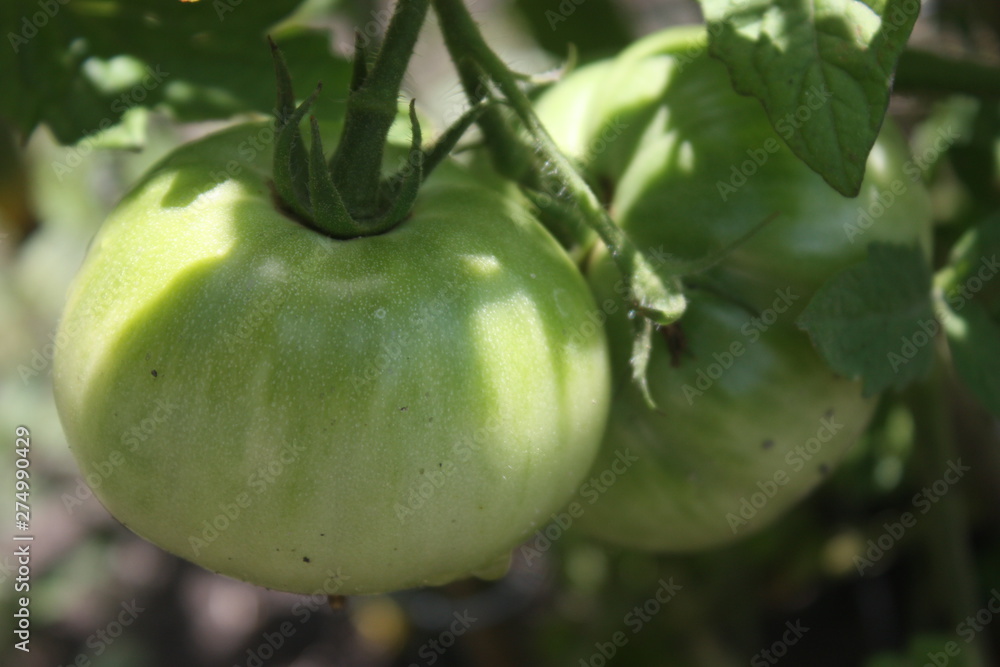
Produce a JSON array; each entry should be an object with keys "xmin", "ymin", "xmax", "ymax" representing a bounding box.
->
[
  {"xmin": 762, "ymin": 439, "xmax": 774, "ymax": 450},
  {"xmin": 400, "ymin": 406, "xmax": 408, "ymax": 411},
  {"xmin": 151, "ymin": 369, "xmax": 158, "ymax": 378},
  {"xmin": 825, "ymin": 408, "xmax": 834, "ymax": 418},
  {"xmin": 303, "ymin": 556, "xmax": 311, "ymax": 563},
  {"xmin": 418, "ymin": 468, "xmax": 425, "ymax": 474},
  {"xmin": 819, "ymin": 464, "xmax": 831, "ymax": 475}
]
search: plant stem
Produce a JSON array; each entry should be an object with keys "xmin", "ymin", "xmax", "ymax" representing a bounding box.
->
[
  {"xmin": 906, "ymin": 343, "xmax": 987, "ymax": 667},
  {"xmin": 329, "ymin": 0, "xmax": 430, "ymax": 218},
  {"xmin": 432, "ymin": 0, "xmax": 684, "ymax": 327},
  {"xmin": 435, "ymin": 9, "xmax": 535, "ymax": 184}
]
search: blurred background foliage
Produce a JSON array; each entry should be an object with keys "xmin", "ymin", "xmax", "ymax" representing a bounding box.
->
[{"xmin": 1, "ymin": 0, "xmax": 1000, "ymax": 666}]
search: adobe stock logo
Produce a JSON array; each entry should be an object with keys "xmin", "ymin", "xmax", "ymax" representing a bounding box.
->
[{"xmin": 7, "ymin": 0, "xmax": 69, "ymax": 53}]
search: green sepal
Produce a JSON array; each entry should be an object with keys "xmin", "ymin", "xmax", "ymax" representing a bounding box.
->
[
  {"xmin": 630, "ymin": 316, "xmax": 657, "ymax": 408},
  {"xmin": 511, "ymin": 44, "xmax": 578, "ymax": 88},
  {"xmin": 273, "ymin": 84, "xmax": 321, "ymax": 221},
  {"xmin": 365, "ymin": 100, "xmax": 424, "ymax": 235},
  {"xmin": 627, "ymin": 261, "xmax": 686, "ymax": 328},
  {"xmin": 420, "ymin": 99, "xmax": 490, "ymax": 181},
  {"xmin": 307, "ymin": 115, "xmax": 362, "ymax": 238},
  {"xmin": 270, "ymin": 36, "xmax": 311, "ymax": 211}
]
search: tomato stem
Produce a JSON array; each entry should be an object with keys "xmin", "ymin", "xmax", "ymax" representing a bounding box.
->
[
  {"xmin": 268, "ymin": 8, "xmax": 438, "ymax": 240},
  {"xmin": 435, "ymin": 24, "xmax": 536, "ymax": 185},
  {"xmin": 329, "ymin": 0, "xmax": 430, "ymax": 219},
  {"xmin": 433, "ymin": 0, "xmax": 686, "ymax": 400},
  {"xmin": 906, "ymin": 346, "xmax": 988, "ymax": 667}
]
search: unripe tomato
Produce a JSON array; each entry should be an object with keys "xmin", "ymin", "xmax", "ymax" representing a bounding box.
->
[
  {"xmin": 54, "ymin": 121, "xmax": 611, "ymax": 594},
  {"xmin": 532, "ymin": 26, "xmax": 932, "ymax": 551},
  {"xmin": 578, "ymin": 247, "xmax": 876, "ymax": 550}
]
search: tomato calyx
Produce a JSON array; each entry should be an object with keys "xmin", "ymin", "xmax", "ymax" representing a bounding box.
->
[
  {"xmin": 267, "ymin": 1, "xmax": 483, "ymax": 240},
  {"xmin": 268, "ymin": 36, "xmax": 424, "ymax": 240}
]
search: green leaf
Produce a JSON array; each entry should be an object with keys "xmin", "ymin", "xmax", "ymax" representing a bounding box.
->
[
  {"xmin": 937, "ymin": 214, "xmax": 1000, "ymax": 415},
  {"xmin": 699, "ymin": 0, "xmax": 921, "ymax": 196},
  {"xmin": 1, "ymin": 0, "xmax": 350, "ymax": 146},
  {"xmin": 797, "ymin": 243, "xmax": 934, "ymax": 396}
]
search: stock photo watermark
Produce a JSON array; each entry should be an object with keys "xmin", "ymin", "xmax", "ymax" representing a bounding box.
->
[
  {"xmin": 7, "ymin": 0, "xmax": 69, "ymax": 53},
  {"xmin": 189, "ymin": 441, "xmax": 307, "ymax": 556},
  {"xmin": 751, "ymin": 619, "xmax": 809, "ymax": 666},
  {"xmin": 680, "ymin": 287, "xmax": 799, "ymax": 404},
  {"xmin": 51, "ymin": 65, "xmax": 171, "ymax": 181},
  {"xmin": 13, "ymin": 426, "xmax": 33, "ymax": 653},
  {"xmin": 61, "ymin": 398, "xmax": 180, "ymax": 513},
  {"xmin": 888, "ymin": 253, "xmax": 999, "ymax": 373},
  {"xmin": 844, "ymin": 125, "xmax": 960, "ymax": 244},
  {"xmin": 394, "ymin": 413, "xmax": 503, "ymax": 524},
  {"xmin": 234, "ymin": 567, "xmax": 350, "ymax": 667},
  {"xmin": 716, "ymin": 85, "xmax": 833, "ymax": 202},
  {"xmin": 407, "ymin": 610, "xmax": 478, "ymax": 667},
  {"xmin": 854, "ymin": 459, "xmax": 969, "ymax": 575},
  {"xmin": 520, "ymin": 448, "xmax": 638, "ymax": 566},
  {"xmin": 726, "ymin": 414, "xmax": 844, "ymax": 534},
  {"xmin": 577, "ymin": 577, "xmax": 682, "ymax": 667}
]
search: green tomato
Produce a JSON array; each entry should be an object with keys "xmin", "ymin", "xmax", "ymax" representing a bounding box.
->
[
  {"xmin": 578, "ymin": 248, "xmax": 876, "ymax": 550},
  {"xmin": 53, "ymin": 121, "xmax": 611, "ymax": 595},
  {"xmin": 529, "ymin": 27, "xmax": 930, "ymax": 551},
  {"xmin": 536, "ymin": 27, "xmax": 932, "ymax": 304}
]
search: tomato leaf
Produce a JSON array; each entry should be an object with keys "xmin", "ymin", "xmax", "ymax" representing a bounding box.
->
[
  {"xmin": 2, "ymin": 0, "xmax": 350, "ymax": 146},
  {"xmin": 797, "ymin": 243, "xmax": 934, "ymax": 396},
  {"xmin": 936, "ymin": 214, "xmax": 1000, "ymax": 416},
  {"xmin": 698, "ymin": 0, "xmax": 920, "ymax": 196}
]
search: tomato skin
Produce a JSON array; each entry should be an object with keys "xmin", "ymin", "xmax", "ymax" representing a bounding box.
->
[
  {"xmin": 527, "ymin": 28, "xmax": 931, "ymax": 551},
  {"xmin": 578, "ymin": 248, "xmax": 876, "ymax": 551},
  {"xmin": 53, "ymin": 122, "xmax": 610, "ymax": 595},
  {"xmin": 536, "ymin": 28, "xmax": 932, "ymax": 305}
]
